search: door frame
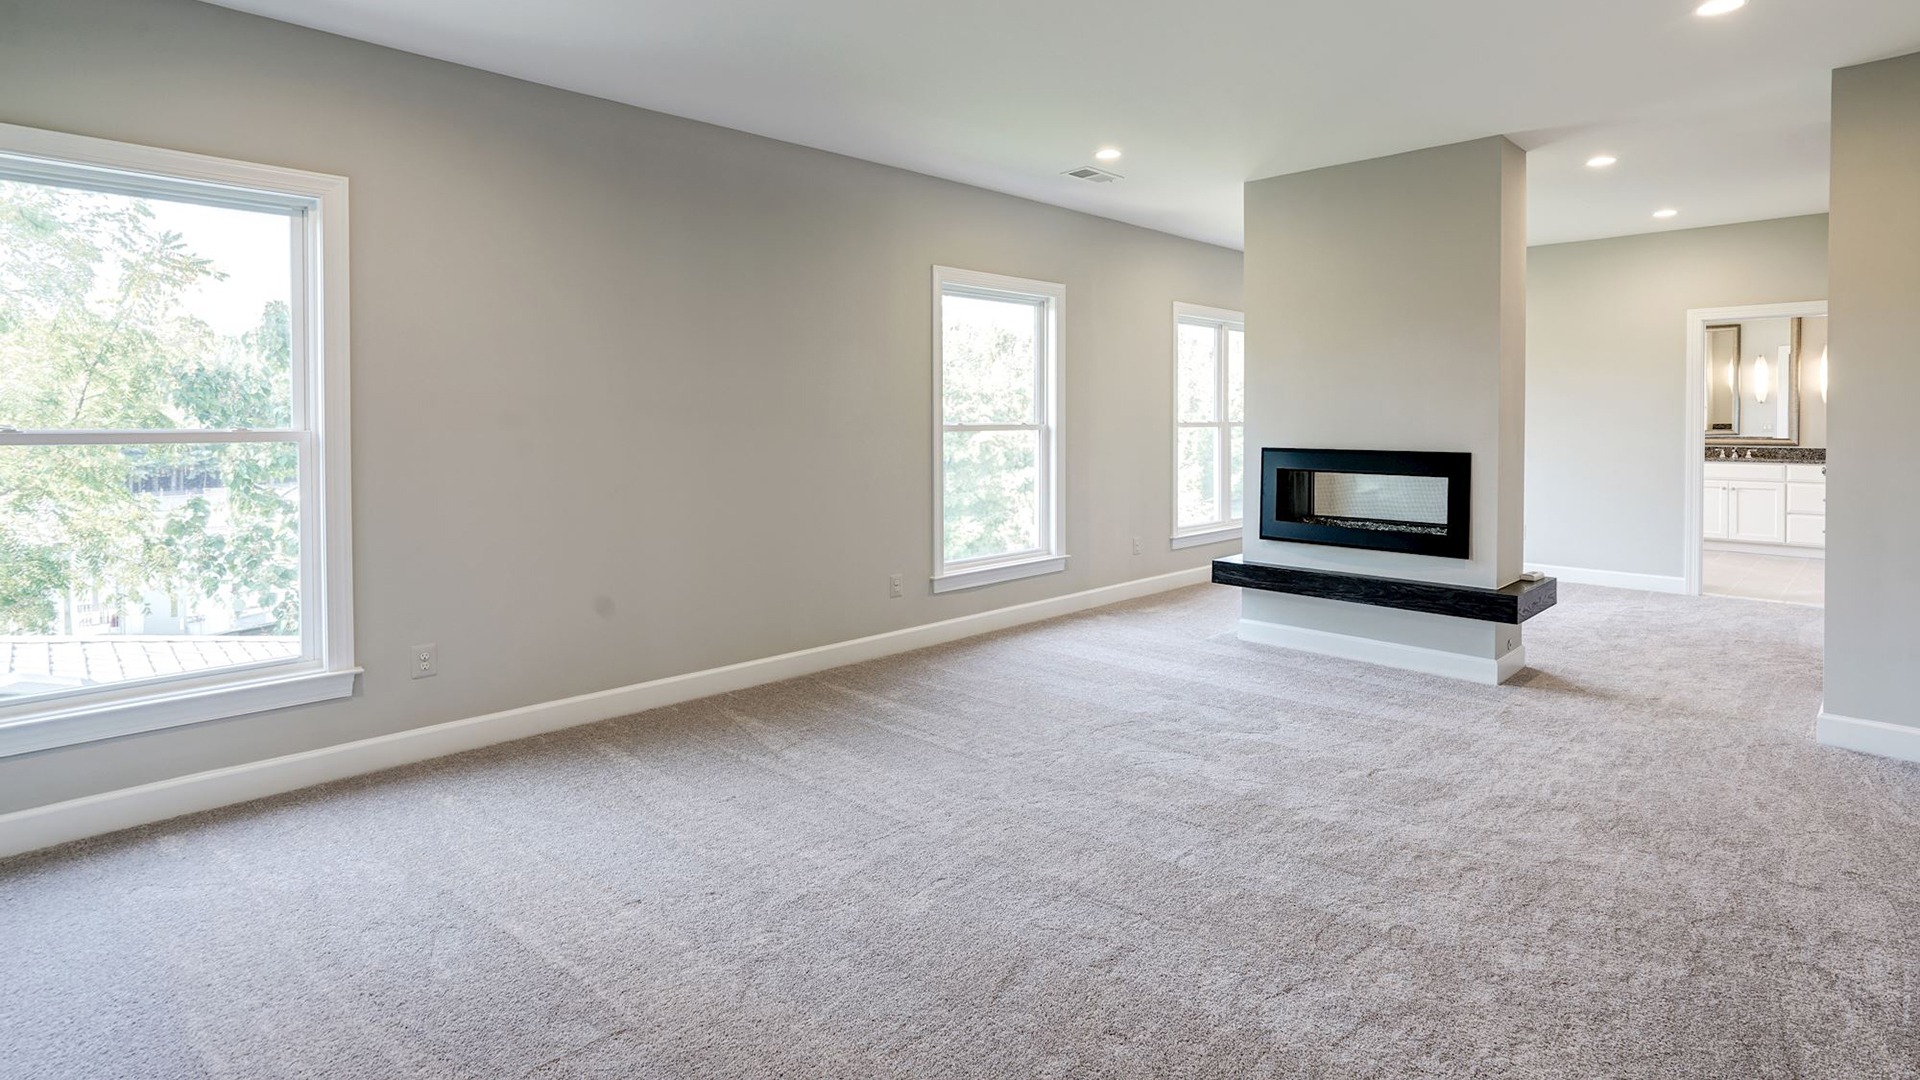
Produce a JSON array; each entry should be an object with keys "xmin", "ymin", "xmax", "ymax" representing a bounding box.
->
[{"xmin": 1682, "ymin": 300, "xmax": 1828, "ymax": 594}]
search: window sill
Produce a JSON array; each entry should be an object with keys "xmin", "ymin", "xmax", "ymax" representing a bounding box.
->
[
  {"xmin": 1171, "ymin": 525, "xmax": 1243, "ymax": 550},
  {"xmin": 931, "ymin": 554, "xmax": 1069, "ymax": 594},
  {"xmin": 0, "ymin": 667, "xmax": 361, "ymax": 758}
]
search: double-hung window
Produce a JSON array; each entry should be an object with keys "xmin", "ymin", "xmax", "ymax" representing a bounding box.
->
[
  {"xmin": 932, "ymin": 267, "xmax": 1065, "ymax": 592},
  {"xmin": 1172, "ymin": 303, "xmax": 1246, "ymax": 548},
  {"xmin": 0, "ymin": 124, "xmax": 353, "ymax": 755}
]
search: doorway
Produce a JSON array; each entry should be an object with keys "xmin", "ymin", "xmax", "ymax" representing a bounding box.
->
[{"xmin": 1683, "ymin": 301, "xmax": 1829, "ymax": 603}]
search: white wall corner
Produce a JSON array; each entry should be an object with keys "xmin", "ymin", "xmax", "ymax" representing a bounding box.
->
[{"xmin": 1816, "ymin": 707, "xmax": 1920, "ymax": 765}]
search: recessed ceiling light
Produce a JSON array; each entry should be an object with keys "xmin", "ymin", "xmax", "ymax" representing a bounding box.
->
[
  {"xmin": 1695, "ymin": 0, "xmax": 1746, "ymax": 16},
  {"xmin": 1654, "ymin": 208, "xmax": 1680, "ymax": 219},
  {"xmin": 1094, "ymin": 147, "xmax": 1123, "ymax": 162},
  {"xmin": 1586, "ymin": 155, "xmax": 1618, "ymax": 168}
]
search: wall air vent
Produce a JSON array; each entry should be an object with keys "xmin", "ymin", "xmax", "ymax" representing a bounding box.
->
[{"xmin": 1063, "ymin": 165, "xmax": 1124, "ymax": 183}]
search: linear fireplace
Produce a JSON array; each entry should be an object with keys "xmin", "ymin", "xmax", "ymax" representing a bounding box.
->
[{"xmin": 1259, "ymin": 448, "xmax": 1471, "ymax": 559}]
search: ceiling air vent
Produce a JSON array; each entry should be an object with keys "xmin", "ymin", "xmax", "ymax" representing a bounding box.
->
[{"xmin": 1063, "ymin": 165, "xmax": 1124, "ymax": 183}]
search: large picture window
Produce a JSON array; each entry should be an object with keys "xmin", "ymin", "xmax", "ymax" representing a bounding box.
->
[
  {"xmin": 1172, "ymin": 303, "xmax": 1245, "ymax": 548},
  {"xmin": 0, "ymin": 124, "xmax": 353, "ymax": 755},
  {"xmin": 932, "ymin": 267, "xmax": 1065, "ymax": 593}
]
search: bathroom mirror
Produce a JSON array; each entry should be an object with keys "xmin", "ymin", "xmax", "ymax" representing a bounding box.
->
[{"xmin": 1703, "ymin": 316, "xmax": 1802, "ymax": 444}]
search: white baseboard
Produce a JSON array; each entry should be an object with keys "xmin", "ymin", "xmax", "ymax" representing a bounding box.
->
[
  {"xmin": 0, "ymin": 566, "xmax": 1214, "ymax": 860},
  {"xmin": 1525, "ymin": 563, "xmax": 1688, "ymax": 594},
  {"xmin": 1704, "ymin": 540, "xmax": 1825, "ymax": 560},
  {"xmin": 1236, "ymin": 619, "xmax": 1525, "ymax": 686},
  {"xmin": 1817, "ymin": 707, "xmax": 1920, "ymax": 765}
]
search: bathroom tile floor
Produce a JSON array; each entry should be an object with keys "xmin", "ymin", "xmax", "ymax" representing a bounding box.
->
[{"xmin": 1702, "ymin": 550, "xmax": 1825, "ymax": 606}]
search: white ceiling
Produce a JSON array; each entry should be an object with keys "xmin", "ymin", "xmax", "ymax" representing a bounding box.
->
[{"xmin": 199, "ymin": 0, "xmax": 1920, "ymax": 249}]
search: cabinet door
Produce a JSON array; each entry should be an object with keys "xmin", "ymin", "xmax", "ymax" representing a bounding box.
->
[
  {"xmin": 1728, "ymin": 481, "xmax": 1786, "ymax": 543},
  {"xmin": 1786, "ymin": 513, "xmax": 1826, "ymax": 547},
  {"xmin": 1786, "ymin": 482, "xmax": 1826, "ymax": 515},
  {"xmin": 1703, "ymin": 481, "xmax": 1730, "ymax": 540}
]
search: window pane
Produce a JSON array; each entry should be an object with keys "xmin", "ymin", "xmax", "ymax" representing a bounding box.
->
[
  {"xmin": 1177, "ymin": 322, "xmax": 1217, "ymax": 423},
  {"xmin": 943, "ymin": 429, "xmax": 1039, "ymax": 563},
  {"xmin": 1177, "ymin": 426, "xmax": 1218, "ymax": 528},
  {"xmin": 1226, "ymin": 328, "xmax": 1245, "ymax": 422},
  {"xmin": 942, "ymin": 292, "xmax": 1039, "ymax": 425},
  {"xmin": 0, "ymin": 179, "xmax": 294, "ymax": 432},
  {"xmin": 1229, "ymin": 425, "xmax": 1245, "ymax": 520},
  {"xmin": 1, "ymin": 442, "xmax": 301, "ymax": 702}
]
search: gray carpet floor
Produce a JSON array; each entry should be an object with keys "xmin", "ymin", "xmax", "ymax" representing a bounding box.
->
[{"xmin": 3, "ymin": 583, "xmax": 1917, "ymax": 1079}]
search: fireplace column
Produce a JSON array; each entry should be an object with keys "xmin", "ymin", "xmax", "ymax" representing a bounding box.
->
[{"xmin": 1237, "ymin": 136, "xmax": 1531, "ymax": 684}]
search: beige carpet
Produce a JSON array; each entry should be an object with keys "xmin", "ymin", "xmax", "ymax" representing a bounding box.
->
[{"xmin": 2, "ymin": 583, "xmax": 1915, "ymax": 1078}]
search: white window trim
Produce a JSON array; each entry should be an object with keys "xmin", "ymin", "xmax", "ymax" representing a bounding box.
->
[
  {"xmin": 1171, "ymin": 302, "xmax": 1246, "ymax": 545},
  {"xmin": 0, "ymin": 123, "xmax": 356, "ymax": 757},
  {"xmin": 1170, "ymin": 525, "xmax": 1241, "ymax": 551},
  {"xmin": 930, "ymin": 266, "xmax": 1067, "ymax": 594}
]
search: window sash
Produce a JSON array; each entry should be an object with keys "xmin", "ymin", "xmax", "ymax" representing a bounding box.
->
[
  {"xmin": 933, "ymin": 269, "xmax": 1063, "ymax": 578},
  {"xmin": 1173, "ymin": 309, "xmax": 1245, "ymax": 535},
  {"xmin": 0, "ymin": 167, "xmax": 320, "ymax": 704},
  {"xmin": 0, "ymin": 643, "xmax": 319, "ymax": 721},
  {"xmin": 0, "ymin": 189, "xmax": 310, "ymax": 438},
  {"xmin": 0, "ymin": 431, "xmax": 320, "ymax": 719},
  {"xmin": 1175, "ymin": 421, "xmax": 1243, "ymax": 528}
]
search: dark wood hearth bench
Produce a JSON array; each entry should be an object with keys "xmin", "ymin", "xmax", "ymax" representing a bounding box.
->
[{"xmin": 1211, "ymin": 555, "xmax": 1558, "ymax": 624}]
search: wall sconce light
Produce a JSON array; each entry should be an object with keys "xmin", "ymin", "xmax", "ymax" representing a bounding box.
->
[
  {"xmin": 1726, "ymin": 358, "xmax": 1737, "ymax": 392},
  {"xmin": 1820, "ymin": 349, "xmax": 1829, "ymax": 403},
  {"xmin": 1752, "ymin": 355, "xmax": 1771, "ymax": 403}
]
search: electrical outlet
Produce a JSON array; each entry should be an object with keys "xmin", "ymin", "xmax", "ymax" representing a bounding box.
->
[
  {"xmin": 411, "ymin": 643, "xmax": 438, "ymax": 679},
  {"xmin": 889, "ymin": 573, "xmax": 903, "ymax": 599},
  {"xmin": 1132, "ymin": 536, "xmax": 1143, "ymax": 556}
]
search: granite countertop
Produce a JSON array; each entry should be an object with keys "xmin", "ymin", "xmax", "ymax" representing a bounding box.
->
[{"xmin": 1705, "ymin": 446, "xmax": 1826, "ymax": 464}]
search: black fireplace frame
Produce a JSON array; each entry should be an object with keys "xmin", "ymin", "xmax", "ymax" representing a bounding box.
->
[{"xmin": 1259, "ymin": 448, "xmax": 1472, "ymax": 560}]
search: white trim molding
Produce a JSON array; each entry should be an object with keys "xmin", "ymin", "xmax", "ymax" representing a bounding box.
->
[
  {"xmin": 930, "ymin": 554, "xmax": 1069, "ymax": 594},
  {"xmin": 1236, "ymin": 619, "xmax": 1526, "ymax": 686},
  {"xmin": 1703, "ymin": 540, "xmax": 1824, "ymax": 560},
  {"xmin": 0, "ymin": 669, "xmax": 360, "ymax": 758},
  {"xmin": 1525, "ymin": 563, "xmax": 1688, "ymax": 594},
  {"xmin": 1816, "ymin": 708, "xmax": 1920, "ymax": 765},
  {"xmin": 0, "ymin": 567, "xmax": 1215, "ymax": 860},
  {"xmin": 1681, "ymin": 300, "xmax": 1826, "ymax": 596},
  {"xmin": 1170, "ymin": 301, "xmax": 1245, "ymax": 324},
  {"xmin": 1171, "ymin": 526, "xmax": 1241, "ymax": 551}
]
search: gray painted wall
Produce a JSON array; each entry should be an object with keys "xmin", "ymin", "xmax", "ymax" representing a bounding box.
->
[
  {"xmin": 0, "ymin": 0, "xmax": 1242, "ymax": 812},
  {"xmin": 1526, "ymin": 216, "xmax": 1829, "ymax": 579},
  {"xmin": 1241, "ymin": 137, "xmax": 1526, "ymax": 660},
  {"xmin": 1826, "ymin": 51, "xmax": 1920, "ymax": 730}
]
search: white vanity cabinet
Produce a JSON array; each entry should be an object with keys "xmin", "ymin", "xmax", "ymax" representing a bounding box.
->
[
  {"xmin": 1703, "ymin": 460, "xmax": 1825, "ymax": 552},
  {"xmin": 1728, "ymin": 481, "xmax": 1786, "ymax": 542}
]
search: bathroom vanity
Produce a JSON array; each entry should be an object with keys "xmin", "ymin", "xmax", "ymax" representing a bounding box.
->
[
  {"xmin": 1703, "ymin": 450, "xmax": 1825, "ymax": 554},
  {"xmin": 1700, "ymin": 309, "xmax": 1827, "ymax": 557}
]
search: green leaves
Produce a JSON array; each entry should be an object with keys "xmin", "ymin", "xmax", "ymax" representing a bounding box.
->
[{"xmin": 173, "ymin": 301, "xmax": 293, "ymax": 430}]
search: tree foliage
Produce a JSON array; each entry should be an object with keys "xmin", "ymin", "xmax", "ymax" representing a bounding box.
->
[{"xmin": 0, "ymin": 180, "xmax": 299, "ymax": 637}]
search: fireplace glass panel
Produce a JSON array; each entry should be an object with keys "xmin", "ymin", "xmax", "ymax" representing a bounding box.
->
[
  {"xmin": 1308, "ymin": 472, "xmax": 1449, "ymax": 527},
  {"xmin": 1259, "ymin": 448, "xmax": 1471, "ymax": 559}
]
